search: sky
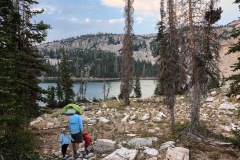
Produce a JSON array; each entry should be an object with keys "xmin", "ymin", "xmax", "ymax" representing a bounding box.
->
[{"xmin": 32, "ymin": 0, "xmax": 240, "ymax": 42}]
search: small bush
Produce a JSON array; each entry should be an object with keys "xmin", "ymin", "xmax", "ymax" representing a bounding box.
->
[
  {"xmin": 208, "ymin": 151, "xmax": 220, "ymax": 160},
  {"xmin": 175, "ymin": 121, "xmax": 190, "ymax": 133}
]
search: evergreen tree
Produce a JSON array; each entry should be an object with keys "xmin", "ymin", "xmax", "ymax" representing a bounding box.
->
[
  {"xmin": 134, "ymin": 76, "xmax": 142, "ymax": 98},
  {"xmin": 57, "ymin": 48, "xmax": 75, "ymax": 106},
  {"xmin": 0, "ymin": 0, "xmax": 50, "ymax": 159},
  {"xmin": 156, "ymin": 0, "xmax": 167, "ymax": 95},
  {"xmin": 121, "ymin": 0, "xmax": 134, "ymax": 106},
  {"xmin": 56, "ymin": 77, "xmax": 63, "ymax": 102},
  {"xmin": 203, "ymin": 0, "xmax": 222, "ymax": 90},
  {"xmin": 226, "ymin": 0, "xmax": 240, "ymax": 96},
  {"xmin": 157, "ymin": 0, "xmax": 178, "ymax": 133},
  {"xmin": 46, "ymin": 86, "xmax": 57, "ymax": 108}
]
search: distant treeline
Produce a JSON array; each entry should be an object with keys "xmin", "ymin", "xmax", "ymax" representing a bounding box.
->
[{"xmin": 39, "ymin": 48, "xmax": 157, "ymax": 78}]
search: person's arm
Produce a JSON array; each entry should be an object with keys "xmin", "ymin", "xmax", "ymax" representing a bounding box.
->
[
  {"xmin": 78, "ymin": 116, "xmax": 83, "ymax": 132},
  {"xmin": 68, "ymin": 119, "xmax": 70, "ymax": 128},
  {"xmin": 59, "ymin": 134, "xmax": 63, "ymax": 145},
  {"xmin": 68, "ymin": 134, "xmax": 74, "ymax": 142}
]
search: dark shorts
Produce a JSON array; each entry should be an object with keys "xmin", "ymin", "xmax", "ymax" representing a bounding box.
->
[{"xmin": 71, "ymin": 132, "xmax": 83, "ymax": 143}]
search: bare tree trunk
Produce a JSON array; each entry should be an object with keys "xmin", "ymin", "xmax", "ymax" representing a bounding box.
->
[
  {"xmin": 121, "ymin": 0, "xmax": 134, "ymax": 106},
  {"xmin": 188, "ymin": 0, "xmax": 200, "ymax": 133}
]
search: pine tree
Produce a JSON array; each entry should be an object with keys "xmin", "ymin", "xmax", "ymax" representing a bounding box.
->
[
  {"xmin": 134, "ymin": 76, "xmax": 142, "ymax": 98},
  {"xmin": 56, "ymin": 77, "xmax": 63, "ymax": 101},
  {"xmin": 226, "ymin": 0, "xmax": 240, "ymax": 96},
  {"xmin": 0, "ymin": 0, "xmax": 50, "ymax": 159},
  {"xmin": 203, "ymin": 0, "xmax": 222, "ymax": 90},
  {"xmin": 157, "ymin": 0, "xmax": 178, "ymax": 133},
  {"xmin": 57, "ymin": 48, "xmax": 75, "ymax": 106},
  {"xmin": 46, "ymin": 86, "xmax": 57, "ymax": 108},
  {"xmin": 156, "ymin": 0, "xmax": 167, "ymax": 96}
]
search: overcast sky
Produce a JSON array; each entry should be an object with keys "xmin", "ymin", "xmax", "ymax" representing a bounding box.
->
[{"xmin": 32, "ymin": 0, "xmax": 240, "ymax": 42}]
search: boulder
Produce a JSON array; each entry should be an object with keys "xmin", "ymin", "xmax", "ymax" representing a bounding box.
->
[
  {"xmin": 144, "ymin": 147, "xmax": 159, "ymax": 156},
  {"xmin": 121, "ymin": 115, "xmax": 130, "ymax": 123},
  {"xmin": 205, "ymin": 97, "xmax": 215, "ymax": 102},
  {"xmin": 140, "ymin": 114, "xmax": 150, "ymax": 121},
  {"xmin": 218, "ymin": 103, "xmax": 237, "ymax": 110},
  {"xmin": 165, "ymin": 147, "xmax": 189, "ymax": 160},
  {"xmin": 46, "ymin": 123, "xmax": 54, "ymax": 128},
  {"xmin": 160, "ymin": 141, "xmax": 175, "ymax": 150},
  {"xmin": 98, "ymin": 117, "xmax": 110, "ymax": 123},
  {"xmin": 101, "ymin": 147, "xmax": 137, "ymax": 160},
  {"xmin": 128, "ymin": 137, "xmax": 154, "ymax": 148},
  {"xmin": 93, "ymin": 139, "xmax": 116, "ymax": 153}
]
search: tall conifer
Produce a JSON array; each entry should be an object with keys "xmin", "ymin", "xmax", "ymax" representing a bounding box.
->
[
  {"xmin": 58, "ymin": 48, "xmax": 74, "ymax": 106},
  {"xmin": 0, "ymin": 0, "xmax": 50, "ymax": 158}
]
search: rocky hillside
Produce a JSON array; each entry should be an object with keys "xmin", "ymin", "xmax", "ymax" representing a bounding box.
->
[
  {"xmin": 31, "ymin": 83, "xmax": 240, "ymax": 159},
  {"xmin": 217, "ymin": 19, "xmax": 240, "ymax": 77},
  {"xmin": 38, "ymin": 33, "xmax": 158, "ymax": 64},
  {"xmin": 38, "ymin": 19, "xmax": 240, "ymax": 77}
]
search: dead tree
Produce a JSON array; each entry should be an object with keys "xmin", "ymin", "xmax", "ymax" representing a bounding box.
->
[
  {"xmin": 179, "ymin": 0, "xmax": 222, "ymax": 134},
  {"xmin": 103, "ymin": 80, "xmax": 111, "ymax": 101},
  {"xmin": 120, "ymin": 0, "xmax": 134, "ymax": 106},
  {"xmin": 157, "ymin": 0, "xmax": 179, "ymax": 133}
]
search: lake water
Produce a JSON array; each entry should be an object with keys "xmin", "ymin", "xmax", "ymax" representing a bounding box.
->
[{"xmin": 39, "ymin": 80, "xmax": 157, "ymax": 100}]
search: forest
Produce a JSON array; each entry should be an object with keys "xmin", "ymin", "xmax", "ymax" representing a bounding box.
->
[{"xmin": 39, "ymin": 48, "xmax": 157, "ymax": 78}]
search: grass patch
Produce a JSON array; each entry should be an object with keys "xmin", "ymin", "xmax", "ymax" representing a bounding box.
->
[{"xmin": 208, "ymin": 151, "xmax": 221, "ymax": 160}]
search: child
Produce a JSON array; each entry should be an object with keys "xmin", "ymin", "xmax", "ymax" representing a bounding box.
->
[
  {"xmin": 82, "ymin": 131, "xmax": 92, "ymax": 155},
  {"xmin": 59, "ymin": 127, "xmax": 74, "ymax": 159}
]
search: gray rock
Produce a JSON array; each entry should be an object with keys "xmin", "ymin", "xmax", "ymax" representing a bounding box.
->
[
  {"xmin": 165, "ymin": 147, "xmax": 189, "ymax": 160},
  {"xmin": 144, "ymin": 147, "xmax": 159, "ymax": 156},
  {"xmin": 101, "ymin": 147, "xmax": 138, "ymax": 160},
  {"xmin": 160, "ymin": 141, "xmax": 175, "ymax": 150},
  {"xmin": 128, "ymin": 137, "xmax": 154, "ymax": 148},
  {"xmin": 218, "ymin": 103, "xmax": 236, "ymax": 110},
  {"xmin": 93, "ymin": 139, "xmax": 116, "ymax": 153}
]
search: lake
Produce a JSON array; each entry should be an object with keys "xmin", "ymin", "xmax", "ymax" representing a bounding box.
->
[{"xmin": 39, "ymin": 80, "xmax": 157, "ymax": 100}]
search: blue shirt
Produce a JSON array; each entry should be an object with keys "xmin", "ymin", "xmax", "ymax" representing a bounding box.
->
[
  {"xmin": 68, "ymin": 114, "xmax": 83, "ymax": 134},
  {"xmin": 59, "ymin": 133, "xmax": 74, "ymax": 146}
]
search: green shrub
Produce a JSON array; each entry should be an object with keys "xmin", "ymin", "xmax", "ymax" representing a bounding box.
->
[{"xmin": 208, "ymin": 151, "xmax": 220, "ymax": 160}]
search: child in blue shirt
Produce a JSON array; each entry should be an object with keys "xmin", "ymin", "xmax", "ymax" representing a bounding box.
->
[{"xmin": 59, "ymin": 128, "xmax": 74, "ymax": 159}]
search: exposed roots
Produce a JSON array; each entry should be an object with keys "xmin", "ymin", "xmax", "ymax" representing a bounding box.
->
[
  {"xmin": 179, "ymin": 127, "xmax": 239, "ymax": 157},
  {"xmin": 179, "ymin": 127, "xmax": 205, "ymax": 141}
]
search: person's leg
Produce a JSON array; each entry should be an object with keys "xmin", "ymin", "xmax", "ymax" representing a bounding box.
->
[
  {"xmin": 71, "ymin": 134, "xmax": 77, "ymax": 154},
  {"xmin": 85, "ymin": 146, "xmax": 89, "ymax": 155},
  {"xmin": 72, "ymin": 143, "xmax": 77, "ymax": 154},
  {"xmin": 65, "ymin": 144, "xmax": 69, "ymax": 156},
  {"xmin": 61, "ymin": 145, "xmax": 64, "ymax": 157},
  {"xmin": 62, "ymin": 144, "xmax": 68, "ymax": 157}
]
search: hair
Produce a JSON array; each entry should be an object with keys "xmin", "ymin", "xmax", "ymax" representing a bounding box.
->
[
  {"xmin": 60, "ymin": 128, "xmax": 66, "ymax": 132},
  {"xmin": 75, "ymin": 111, "xmax": 80, "ymax": 115}
]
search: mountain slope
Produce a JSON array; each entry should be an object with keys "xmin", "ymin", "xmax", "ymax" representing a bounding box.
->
[
  {"xmin": 217, "ymin": 19, "xmax": 240, "ymax": 77},
  {"xmin": 38, "ymin": 19, "xmax": 240, "ymax": 78},
  {"xmin": 38, "ymin": 33, "xmax": 158, "ymax": 64}
]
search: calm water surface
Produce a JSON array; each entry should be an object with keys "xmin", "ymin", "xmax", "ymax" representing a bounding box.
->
[{"xmin": 39, "ymin": 80, "xmax": 157, "ymax": 100}]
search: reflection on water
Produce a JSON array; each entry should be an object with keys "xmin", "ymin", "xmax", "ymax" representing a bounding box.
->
[{"xmin": 39, "ymin": 80, "xmax": 157, "ymax": 100}]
